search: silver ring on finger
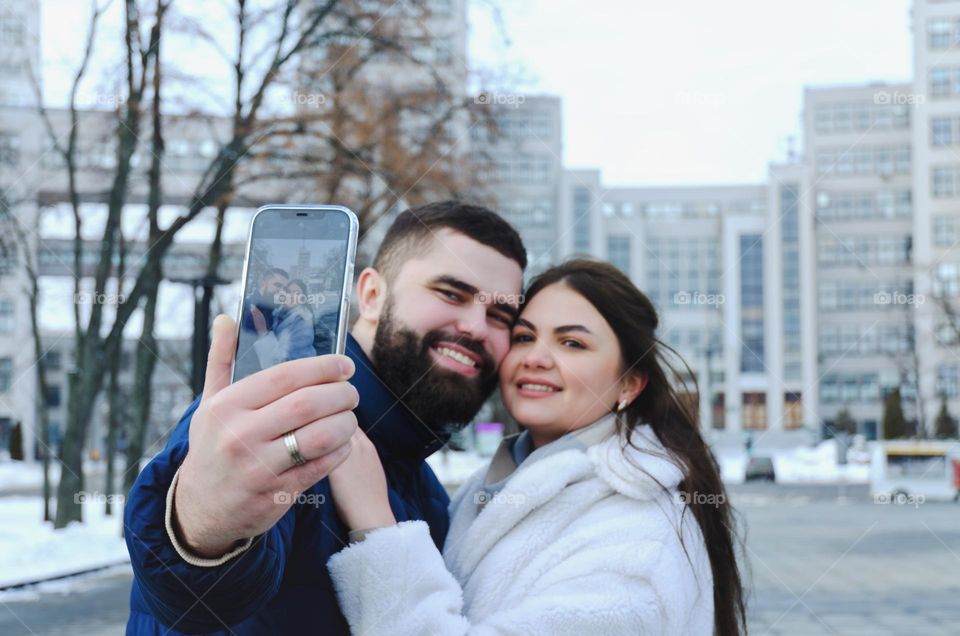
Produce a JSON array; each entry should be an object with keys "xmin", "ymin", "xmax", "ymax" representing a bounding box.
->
[{"xmin": 283, "ymin": 430, "xmax": 307, "ymax": 467}]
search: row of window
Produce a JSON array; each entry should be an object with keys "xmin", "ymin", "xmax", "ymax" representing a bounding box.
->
[
  {"xmin": 645, "ymin": 236, "xmax": 722, "ymax": 310},
  {"xmin": 815, "ymin": 145, "xmax": 910, "ymax": 178},
  {"xmin": 478, "ymin": 158, "xmax": 554, "ymax": 185},
  {"xmin": 820, "ymin": 373, "xmax": 906, "ymax": 404},
  {"xmin": 813, "ymin": 102, "xmax": 910, "ymax": 134},
  {"xmin": 817, "ymin": 279, "xmax": 914, "ymax": 310},
  {"xmin": 816, "ymin": 235, "xmax": 912, "ymax": 267},
  {"xmin": 470, "ymin": 114, "xmax": 555, "ymax": 144},
  {"xmin": 815, "ymin": 190, "xmax": 911, "ymax": 221},
  {"xmin": 819, "ymin": 324, "xmax": 913, "ymax": 356},
  {"xmin": 499, "ymin": 201, "xmax": 555, "ymax": 231}
]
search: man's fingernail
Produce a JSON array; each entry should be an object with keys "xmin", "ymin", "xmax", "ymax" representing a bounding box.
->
[{"xmin": 339, "ymin": 357, "xmax": 354, "ymax": 377}]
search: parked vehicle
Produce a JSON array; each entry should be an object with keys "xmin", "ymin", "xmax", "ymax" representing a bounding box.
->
[
  {"xmin": 870, "ymin": 441, "xmax": 959, "ymax": 503},
  {"xmin": 744, "ymin": 455, "xmax": 776, "ymax": 482}
]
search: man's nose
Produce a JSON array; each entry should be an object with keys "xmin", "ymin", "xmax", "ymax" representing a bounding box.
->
[{"xmin": 456, "ymin": 302, "xmax": 489, "ymax": 341}]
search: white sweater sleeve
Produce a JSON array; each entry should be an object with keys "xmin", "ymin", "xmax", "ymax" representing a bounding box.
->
[{"xmin": 327, "ymin": 520, "xmax": 692, "ymax": 636}]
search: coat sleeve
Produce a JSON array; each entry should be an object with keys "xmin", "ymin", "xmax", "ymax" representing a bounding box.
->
[
  {"xmin": 124, "ymin": 395, "xmax": 296, "ymax": 634},
  {"xmin": 327, "ymin": 519, "xmax": 705, "ymax": 636}
]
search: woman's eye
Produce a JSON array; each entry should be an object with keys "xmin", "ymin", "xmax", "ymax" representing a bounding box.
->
[
  {"xmin": 562, "ymin": 339, "xmax": 585, "ymax": 349},
  {"xmin": 512, "ymin": 333, "xmax": 533, "ymax": 343}
]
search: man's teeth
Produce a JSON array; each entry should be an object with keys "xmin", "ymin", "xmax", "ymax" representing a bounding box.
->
[
  {"xmin": 438, "ymin": 346, "xmax": 477, "ymax": 368},
  {"xmin": 519, "ymin": 383, "xmax": 558, "ymax": 393}
]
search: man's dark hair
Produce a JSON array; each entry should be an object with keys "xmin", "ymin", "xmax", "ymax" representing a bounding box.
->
[
  {"xmin": 263, "ymin": 267, "xmax": 289, "ymax": 281},
  {"xmin": 372, "ymin": 201, "xmax": 526, "ymax": 281}
]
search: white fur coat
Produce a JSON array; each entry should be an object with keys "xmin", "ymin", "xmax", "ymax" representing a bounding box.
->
[{"xmin": 328, "ymin": 424, "xmax": 715, "ymax": 635}]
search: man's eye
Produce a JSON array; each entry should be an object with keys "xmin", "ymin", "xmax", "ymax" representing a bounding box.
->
[
  {"xmin": 438, "ymin": 289, "xmax": 461, "ymax": 301},
  {"xmin": 490, "ymin": 313, "xmax": 512, "ymax": 326}
]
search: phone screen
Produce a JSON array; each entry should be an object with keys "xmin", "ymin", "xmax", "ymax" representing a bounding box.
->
[{"xmin": 232, "ymin": 206, "xmax": 357, "ymax": 383}]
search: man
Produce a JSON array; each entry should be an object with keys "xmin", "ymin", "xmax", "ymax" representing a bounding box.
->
[
  {"xmin": 125, "ymin": 201, "xmax": 526, "ymax": 634},
  {"xmin": 234, "ymin": 267, "xmax": 289, "ymax": 380}
]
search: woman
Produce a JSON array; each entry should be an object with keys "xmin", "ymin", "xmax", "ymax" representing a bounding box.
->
[
  {"xmin": 251, "ymin": 278, "xmax": 317, "ymax": 366},
  {"xmin": 327, "ymin": 259, "xmax": 746, "ymax": 635}
]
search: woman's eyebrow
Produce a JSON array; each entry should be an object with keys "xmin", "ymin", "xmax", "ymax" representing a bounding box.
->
[
  {"xmin": 516, "ymin": 318, "xmax": 536, "ymax": 331},
  {"xmin": 555, "ymin": 324, "xmax": 593, "ymax": 335},
  {"xmin": 514, "ymin": 320, "xmax": 592, "ymax": 336}
]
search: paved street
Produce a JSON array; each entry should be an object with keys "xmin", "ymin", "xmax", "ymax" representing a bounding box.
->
[
  {"xmin": 736, "ymin": 483, "xmax": 960, "ymax": 635},
  {"xmin": 1, "ymin": 484, "xmax": 957, "ymax": 635}
]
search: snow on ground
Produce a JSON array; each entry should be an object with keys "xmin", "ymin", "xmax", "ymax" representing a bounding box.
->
[
  {"xmin": 0, "ymin": 436, "xmax": 870, "ymax": 589},
  {"xmin": 716, "ymin": 438, "xmax": 871, "ymax": 484},
  {"xmin": 0, "ymin": 460, "xmax": 110, "ymax": 493},
  {"xmin": 0, "ymin": 495, "xmax": 128, "ymax": 589},
  {"xmin": 429, "ymin": 438, "xmax": 873, "ymax": 490}
]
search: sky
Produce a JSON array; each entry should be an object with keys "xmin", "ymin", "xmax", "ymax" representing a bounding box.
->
[
  {"xmin": 468, "ymin": 0, "xmax": 915, "ymax": 186},
  {"xmin": 40, "ymin": 0, "xmax": 914, "ymax": 188},
  {"xmin": 32, "ymin": 0, "xmax": 916, "ymax": 335}
]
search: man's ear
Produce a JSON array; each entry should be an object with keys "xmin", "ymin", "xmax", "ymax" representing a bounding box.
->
[{"xmin": 356, "ymin": 267, "xmax": 386, "ymax": 324}]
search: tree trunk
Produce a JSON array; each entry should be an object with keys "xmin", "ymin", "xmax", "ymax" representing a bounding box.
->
[{"xmin": 123, "ymin": 263, "xmax": 160, "ymax": 496}]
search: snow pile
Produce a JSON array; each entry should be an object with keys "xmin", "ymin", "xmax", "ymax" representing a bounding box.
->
[
  {"xmin": 0, "ymin": 496, "xmax": 128, "ymax": 589},
  {"xmin": 427, "ymin": 450, "xmax": 489, "ymax": 492},
  {"xmin": 715, "ymin": 438, "xmax": 871, "ymax": 484}
]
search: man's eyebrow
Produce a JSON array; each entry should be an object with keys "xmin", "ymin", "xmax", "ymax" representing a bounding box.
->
[
  {"xmin": 430, "ymin": 275, "xmax": 478, "ymax": 296},
  {"xmin": 432, "ymin": 275, "xmax": 520, "ymax": 318}
]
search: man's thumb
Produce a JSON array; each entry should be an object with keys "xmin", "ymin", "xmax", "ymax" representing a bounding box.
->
[{"xmin": 202, "ymin": 314, "xmax": 237, "ymax": 398}]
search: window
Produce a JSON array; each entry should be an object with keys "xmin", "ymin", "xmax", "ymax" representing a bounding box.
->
[
  {"xmin": 0, "ymin": 300, "xmax": 12, "ymax": 334},
  {"xmin": 934, "ymin": 262, "xmax": 960, "ymax": 296},
  {"xmin": 937, "ymin": 365, "xmax": 960, "ymax": 398},
  {"xmin": 44, "ymin": 350, "xmax": 61, "ymax": 371},
  {"xmin": 783, "ymin": 393, "xmax": 803, "ymax": 429},
  {"xmin": 931, "ymin": 67, "xmax": 952, "ymax": 97},
  {"xmin": 934, "ymin": 215, "xmax": 958, "ymax": 247},
  {"xmin": 742, "ymin": 392, "xmax": 767, "ymax": 430},
  {"xmin": 45, "ymin": 385, "xmax": 61, "ymax": 409},
  {"xmin": 929, "ymin": 18, "xmax": 959, "ymax": 50},
  {"xmin": 0, "ymin": 133, "xmax": 18, "ymax": 166},
  {"xmin": 0, "ymin": 12, "xmax": 24, "ymax": 47},
  {"xmin": 607, "ymin": 235, "xmax": 631, "ymax": 275},
  {"xmin": 0, "ymin": 358, "xmax": 11, "ymax": 392},
  {"xmin": 933, "ymin": 166, "xmax": 960, "ymax": 197},
  {"xmin": 573, "ymin": 188, "xmax": 591, "ymax": 253},
  {"xmin": 932, "ymin": 117, "xmax": 954, "ymax": 146}
]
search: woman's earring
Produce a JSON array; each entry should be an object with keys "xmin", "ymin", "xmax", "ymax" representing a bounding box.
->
[{"xmin": 617, "ymin": 399, "xmax": 628, "ymax": 412}]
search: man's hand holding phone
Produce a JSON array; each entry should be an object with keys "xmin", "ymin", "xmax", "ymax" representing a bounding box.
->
[{"xmin": 171, "ymin": 314, "xmax": 359, "ymax": 558}]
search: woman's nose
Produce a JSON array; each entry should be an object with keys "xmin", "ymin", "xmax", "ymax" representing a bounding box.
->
[{"xmin": 522, "ymin": 342, "xmax": 554, "ymax": 369}]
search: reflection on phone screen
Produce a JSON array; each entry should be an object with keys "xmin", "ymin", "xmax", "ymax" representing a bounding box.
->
[{"xmin": 233, "ymin": 218, "xmax": 348, "ymax": 383}]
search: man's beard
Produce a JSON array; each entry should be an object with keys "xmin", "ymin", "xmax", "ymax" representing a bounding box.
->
[{"xmin": 371, "ymin": 302, "xmax": 497, "ymax": 431}]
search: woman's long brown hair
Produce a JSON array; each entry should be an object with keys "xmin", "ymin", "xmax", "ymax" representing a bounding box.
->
[{"xmin": 522, "ymin": 258, "xmax": 747, "ymax": 636}]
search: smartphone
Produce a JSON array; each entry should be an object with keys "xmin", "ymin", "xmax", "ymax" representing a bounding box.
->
[{"xmin": 231, "ymin": 204, "xmax": 359, "ymax": 383}]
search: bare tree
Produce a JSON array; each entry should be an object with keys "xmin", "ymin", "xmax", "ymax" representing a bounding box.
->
[{"xmin": 30, "ymin": 0, "xmax": 494, "ymax": 526}]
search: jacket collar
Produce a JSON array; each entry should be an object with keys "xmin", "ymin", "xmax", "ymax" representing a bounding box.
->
[{"xmin": 346, "ymin": 333, "xmax": 450, "ymax": 462}]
